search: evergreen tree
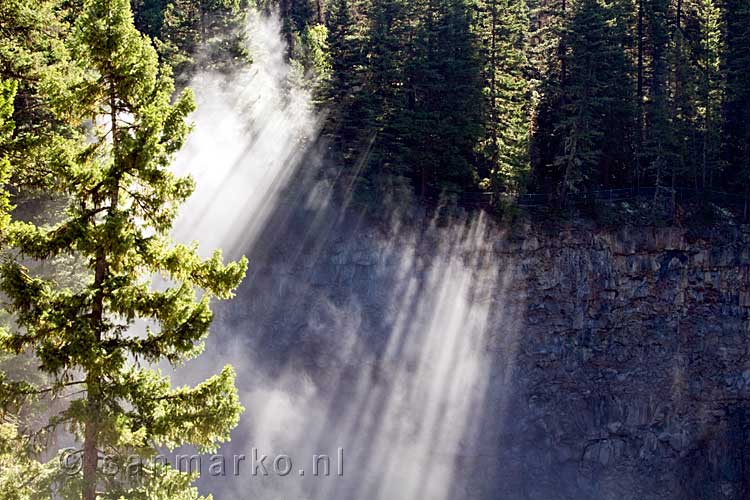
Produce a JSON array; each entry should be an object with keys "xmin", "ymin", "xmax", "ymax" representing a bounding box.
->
[
  {"xmin": 695, "ymin": 0, "xmax": 722, "ymax": 191},
  {"xmin": 133, "ymin": 0, "xmax": 249, "ymax": 82},
  {"xmin": 327, "ymin": 0, "xmax": 356, "ymax": 102},
  {"xmin": 0, "ymin": 1, "xmax": 247, "ymax": 499},
  {"xmin": 400, "ymin": 0, "xmax": 482, "ymax": 197},
  {"xmin": 475, "ymin": 0, "xmax": 532, "ymax": 197},
  {"xmin": 158, "ymin": 0, "xmax": 205, "ymax": 76},
  {"xmin": 275, "ymin": 0, "xmax": 318, "ymax": 60},
  {"xmin": 666, "ymin": 0, "xmax": 699, "ymax": 210},
  {"xmin": 528, "ymin": 0, "xmax": 568, "ymax": 194},
  {"xmin": 0, "ymin": 79, "xmax": 14, "ymax": 236},
  {"xmin": 0, "ymin": 81, "xmax": 64, "ymax": 499},
  {"xmin": 325, "ymin": 0, "xmax": 370, "ymax": 150},
  {"xmin": 722, "ymin": 0, "xmax": 750, "ymax": 214},
  {"xmin": 641, "ymin": 0, "xmax": 674, "ymax": 194},
  {"xmin": 0, "ymin": 0, "xmax": 82, "ymax": 191},
  {"xmin": 605, "ymin": 0, "xmax": 637, "ymax": 188},
  {"xmin": 325, "ymin": 0, "xmax": 486, "ymax": 201},
  {"xmin": 552, "ymin": 0, "xmax": 634, "ymax": 201},
  {"xmin": 635, "ymin": 0, "xmax": 645, "ymax": 187},
  {"xmin": 357, "ymin": 0, "xmax": 411, "ymax": 195},
  {"xmin": 132, "ymin": 0, "xmax": 171, "ymax": 38}
]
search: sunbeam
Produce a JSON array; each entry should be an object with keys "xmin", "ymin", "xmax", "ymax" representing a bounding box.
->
[{"xmin": 166, "ymin": 9, "xmax": 525, "ymax": 500}]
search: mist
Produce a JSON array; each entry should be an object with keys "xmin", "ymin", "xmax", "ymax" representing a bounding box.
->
[{"xmin": 168, "ymin": 9, "xmax": 524, "ymax": 500}]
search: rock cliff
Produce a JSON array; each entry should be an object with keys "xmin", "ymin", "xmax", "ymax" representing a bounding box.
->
[{"xmin": 207, "ymin": 204, "xmax": 750, "ymax": 500}]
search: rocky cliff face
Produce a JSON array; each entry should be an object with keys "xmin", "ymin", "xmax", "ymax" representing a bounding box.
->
[
  {"xmin": 204, "ymin": 201, "xmax": 750, "ymax": 500},
  {"xmin": 465, "ymin": 224, "xmax": 750, "ymax": 500}
]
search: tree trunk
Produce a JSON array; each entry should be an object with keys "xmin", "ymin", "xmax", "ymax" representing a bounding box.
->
[
  {"xmin": 82, "ymin": 412, "xmax": 98, "ymax": 500},
  {"xmin": 560, "ymin": 0, "xmax": 567, "ymax": 84},
  {"xmin": 702, "ymin": 87, "xmax": 709, "ymax": 193},
  {"xmin": 671, "ymin": 0, "xmax": 682, "ymax": 219},
  {"xmin": 490, "ymin": 0, "xmax": 499, "ymax": 199},
  {"xmin": 83, "ymin": 81, "xmax": 122, "ymax": 500},
  {"xmin": 636, "ymin": 0, "xmax": 644, "ymax": 190}
]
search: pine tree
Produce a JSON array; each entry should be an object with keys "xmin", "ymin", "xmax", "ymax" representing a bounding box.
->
[
  {"xmin": 360, "ymin": 0, "xmax": 411, "ymax": 192},
  {"xmin": 722, "ymin": 0, "xmax": 750, "ymax": 215},
  {"xmin": 0, "ymin": 1, "xmax": 247, "ymax": 498},
  {"xmin": 0, "ymin": 82, "xmax": 59, "ymax": 500},
  {"xmin": 0, "ymin": 0, "xmax": 82, "ymax": 191},
  {"xmin": 433, "ymin": 0, "xmax": 483, "ymax": 193},
  {"xmin": 553, "ymin": 0, "xmax": 634, "ymax": 202},
  {"xmin": 327, "ymin": 0, "xmax": 356, "ymax": 100},
  {"xmin": 635, "ymin": 0, "xmax": 645, "ymax": 188},
  {"xmin": 403, "ymin": 0, "xmax": 482, "ymax": 197},
  {"xmin": 667, "ymin": 0, "xmax": 698, "ymax": 211},
  {"xmin": 158, "ymin": 0, "xmax": 204, "ymax": 76},
  {"xmin": 642, "ymin": 0, "xmax": 674, "ymax": 195},
  {"xmin": 695, "ymin": 0, "xmax": 723, "ymax": 192},
  {"xmin": 137, "ymin": 0, "xmax": 248, "ymax": 82},
  {"xmin": 475, "ymin": 0, "xmax": 531, "ymax": 197},
  {"xmin": 276, "ymin": 0, "xmax": 318, "ymax": 60},
  {"xmin": 0, "ymin": 79, "xmax": 15, "ymax": 236},
  {"xmin": 527, "ymin": 0, "xmax": 568, "ymax": 194},
  {"xmin": 132, "ymin": 0, "xmax": 171, "ymax": 38},
  {"xmin": 605, "ymin": 0, "xmax": 636, "ymax": 189},
  {"xmin": 325, "ymin": 0, "xmax": 370, "ymax": 149}
]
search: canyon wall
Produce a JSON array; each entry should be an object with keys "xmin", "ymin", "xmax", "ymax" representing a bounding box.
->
[
  {"xmin": 460, "ymin": 223, "xmax": 750, "ymax": 500},
  {"xmin": 196, "ymin": 196, "xmax": 750, "ymax": 499}
]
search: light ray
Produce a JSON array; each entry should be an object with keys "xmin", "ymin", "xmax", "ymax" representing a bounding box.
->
[{"xmin": 169, "ymin": 10, "xmax": 526, "ymax": 500}]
